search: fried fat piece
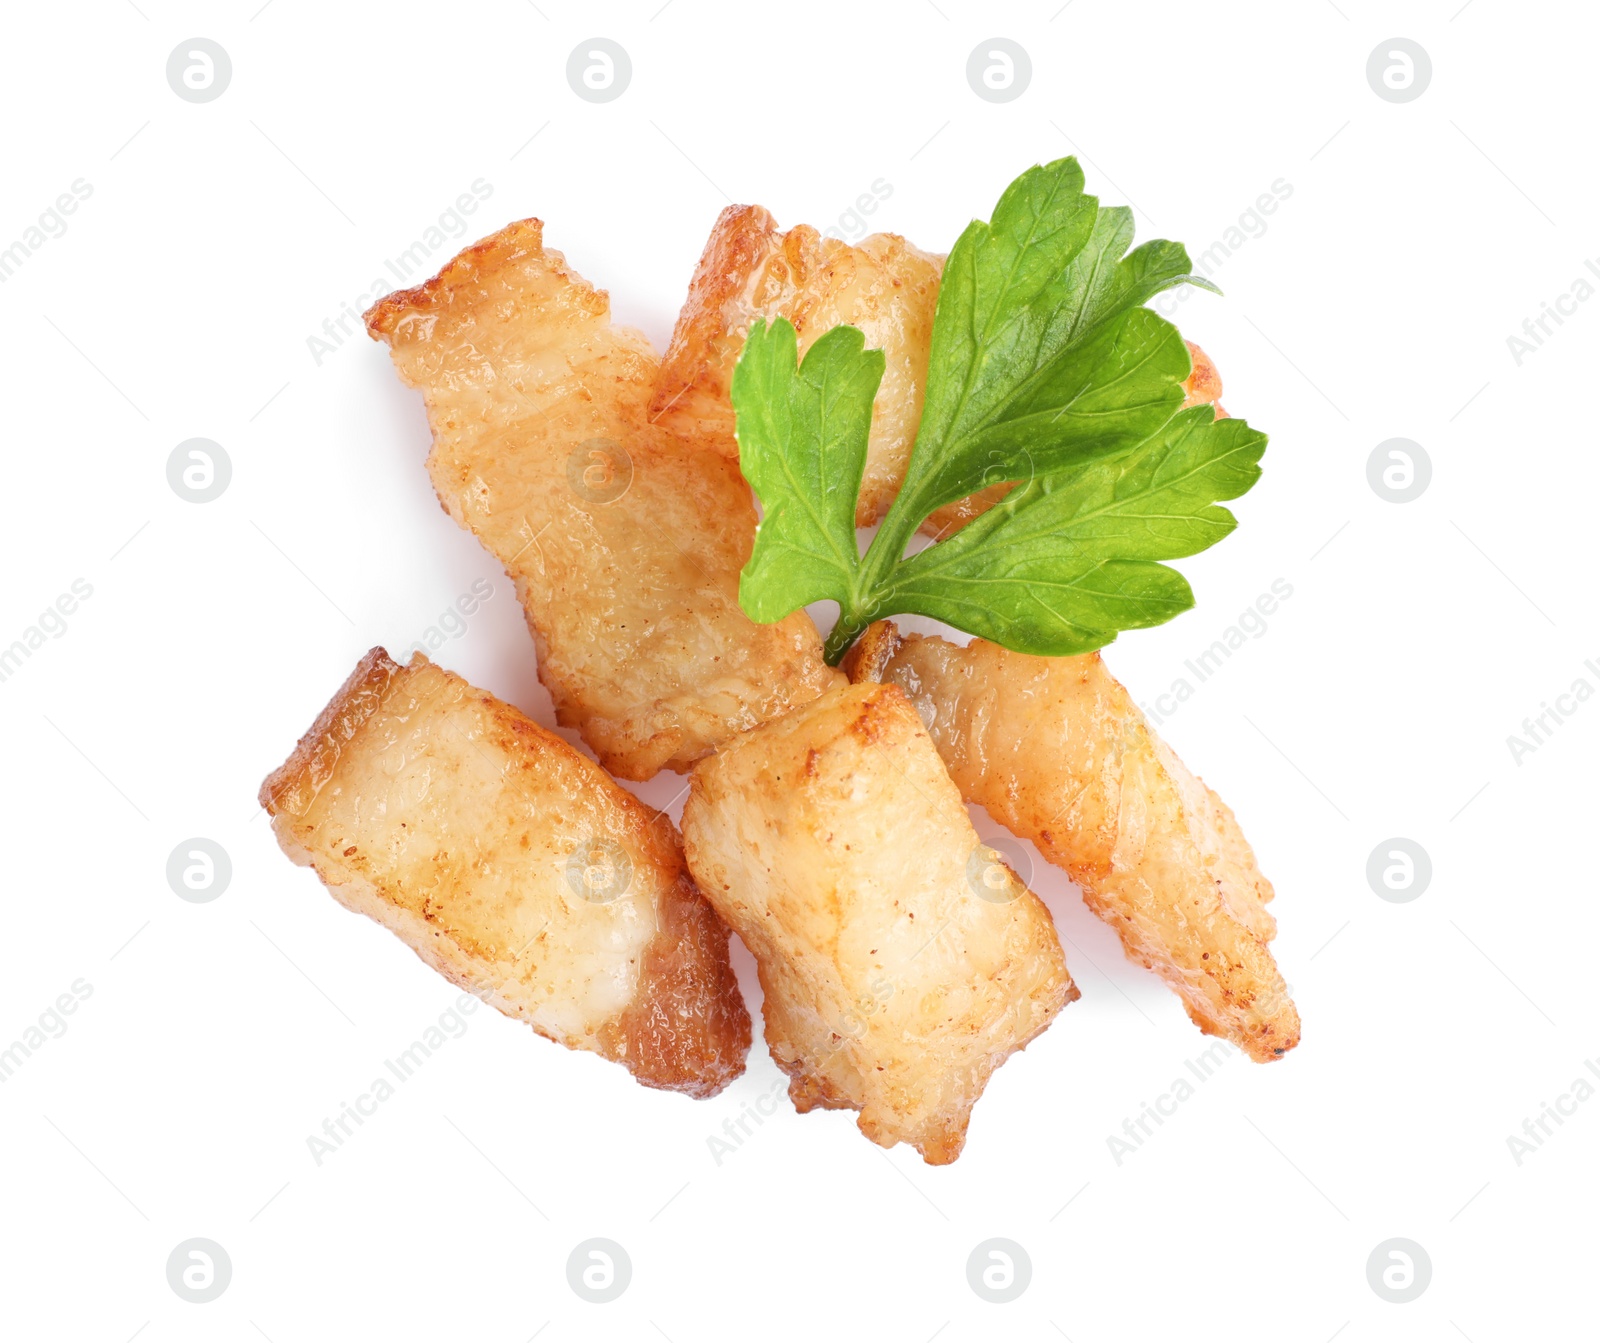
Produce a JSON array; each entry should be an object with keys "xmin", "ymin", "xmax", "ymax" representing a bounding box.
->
[
  {"xmin": 652, "ymin": 205, "xmax": 944, "ymax": 525},
  {"xmin": 259, "ymin": 648, "xmax": 751, "ymax": 1097},
  {"xmin": 845, "ymin": 624, "xmax": 1298, "ymax": 1062},
  {"xmin": 681, "ymin": 681, "xmax": 1077, "ymax": 1163},
  {"xmin": 365, "ymin": 219, "xmax": 841, "ymax": 781}
]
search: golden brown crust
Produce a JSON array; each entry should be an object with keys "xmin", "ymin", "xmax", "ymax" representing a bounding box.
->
[
  {"xmin": 364, "ymin": 218, "xmax": 841, "ymax": 781},
  {"xmin": 854, "ymin": 631, "xmax": 1298, "ymax": 1062},
  {"xmin": 259, "ymin": 649, "xmax": 750, "ymax": 1096},
  {"xmin": 653, "ymin": 206, "xmax": 944, "ymax": 525},
  {"xmin": 364, "ymin": 218, "xmax": 555, "ymax": 335},
  {"xmin": 651, "ymin": 205, "xmax": 779, "ymax": 446},
  {"xmin": 602, "ymin": 871, "xmax": 751, "ymax": 1093},
  {"xmin": 836, "ymin": 618, "xmax": 902, "ymax": 687},
  {"xmin": 258, "ymin": 647, "xmax": 406, "ymax": 818},
  {"xmin": 682, "ymin": 681, "xmax": 1076, "ymax": 1163}
]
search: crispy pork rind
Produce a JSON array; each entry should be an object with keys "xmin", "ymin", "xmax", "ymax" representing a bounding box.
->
[
  {"xmin": 846, "ymin": 625, "xmax": 1299, "ymax": 1062},
  {"xmin": 366, "ymin": 220, "xmax": 841, "ymax": 781},
  {"xmin": 652, "ymin": 205, "xmax": 943, "ymax": 526},
  {"xmin": 681, "ymin": 681, "xmax": 1077, "ymax": 1162},
  {"xmin": 260, "ymin": 648, "xmax": 751, "ymax": 1096}
]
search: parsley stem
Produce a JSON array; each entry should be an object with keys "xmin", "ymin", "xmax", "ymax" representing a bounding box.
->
[
  {"xmin": 823, "ymin": 605, "xmax": 871, "ymax": 665},
  {"xmin": 822, "ymin": 486, "xmax": 926, "ymax": 664}
]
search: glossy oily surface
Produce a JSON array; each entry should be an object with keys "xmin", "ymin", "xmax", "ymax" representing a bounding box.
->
[
  {"xmin": 847, "ymin": 624, "xmax": 1299, "ymax": 1062},
  {"xmin": 260, "ymin": 648, "xmax": 751, "ymax": 1096},
  {"xmin": 653, "ymin": 205, "xmax": 944, "ymax": 526},
  {"xmin": 366, "ymin": 219, "xmax": 841, "ymax": 780},
  {"xmin": 682, "ymin": 680, "xmax": 1076, "ymax": 1163}
]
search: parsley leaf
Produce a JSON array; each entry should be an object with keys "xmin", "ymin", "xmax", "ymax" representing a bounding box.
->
[
  {"xmin": 728, "ymin": 157, "xmax": 1260, "ymax": 665},
  {"xmin": 880, "ymin": 408, "xmax": 1266, "ymax": 654},
  {"xmin": 731, "ymin": 320, "xmax": 883, "ymax": 622},
  {"xmin": 898, "ymin": 159, "xmax": 1214, "ymax": 523}
]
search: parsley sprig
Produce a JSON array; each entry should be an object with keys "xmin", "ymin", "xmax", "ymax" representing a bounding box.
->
[{"xmin": 730, "ymin": 157, "xmax": 1265, "ymax": 664}]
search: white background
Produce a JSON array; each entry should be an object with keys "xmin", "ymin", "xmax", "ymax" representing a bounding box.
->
[{"xmin": 3, "ymin": 1, "xmax": 1595, "ymax": 1339}]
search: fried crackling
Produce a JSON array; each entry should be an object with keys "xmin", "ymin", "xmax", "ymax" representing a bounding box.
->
[
  {"xmin": 259, "ymin": 648, "xmax": 751, "ymax": 1097},
  {"xmin": 681, "ymin": 681, "xmax": 1077, "ymax": 1163},
  {"xmin": 651, "ymin": 205, "xmax": 943, "ymax": 526},
  {"xmin": 845, "ymin": 624, "xmax": 1299, "ymax": 1062},
  {"xmin": 365, "ymin": 219, "xmax": 841, "ymax": 781}
]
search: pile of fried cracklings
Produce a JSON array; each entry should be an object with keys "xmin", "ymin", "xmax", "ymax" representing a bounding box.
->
[{"xmin": 258, "ymin": 208, "xmax": 1299, "ymax": 1166}]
